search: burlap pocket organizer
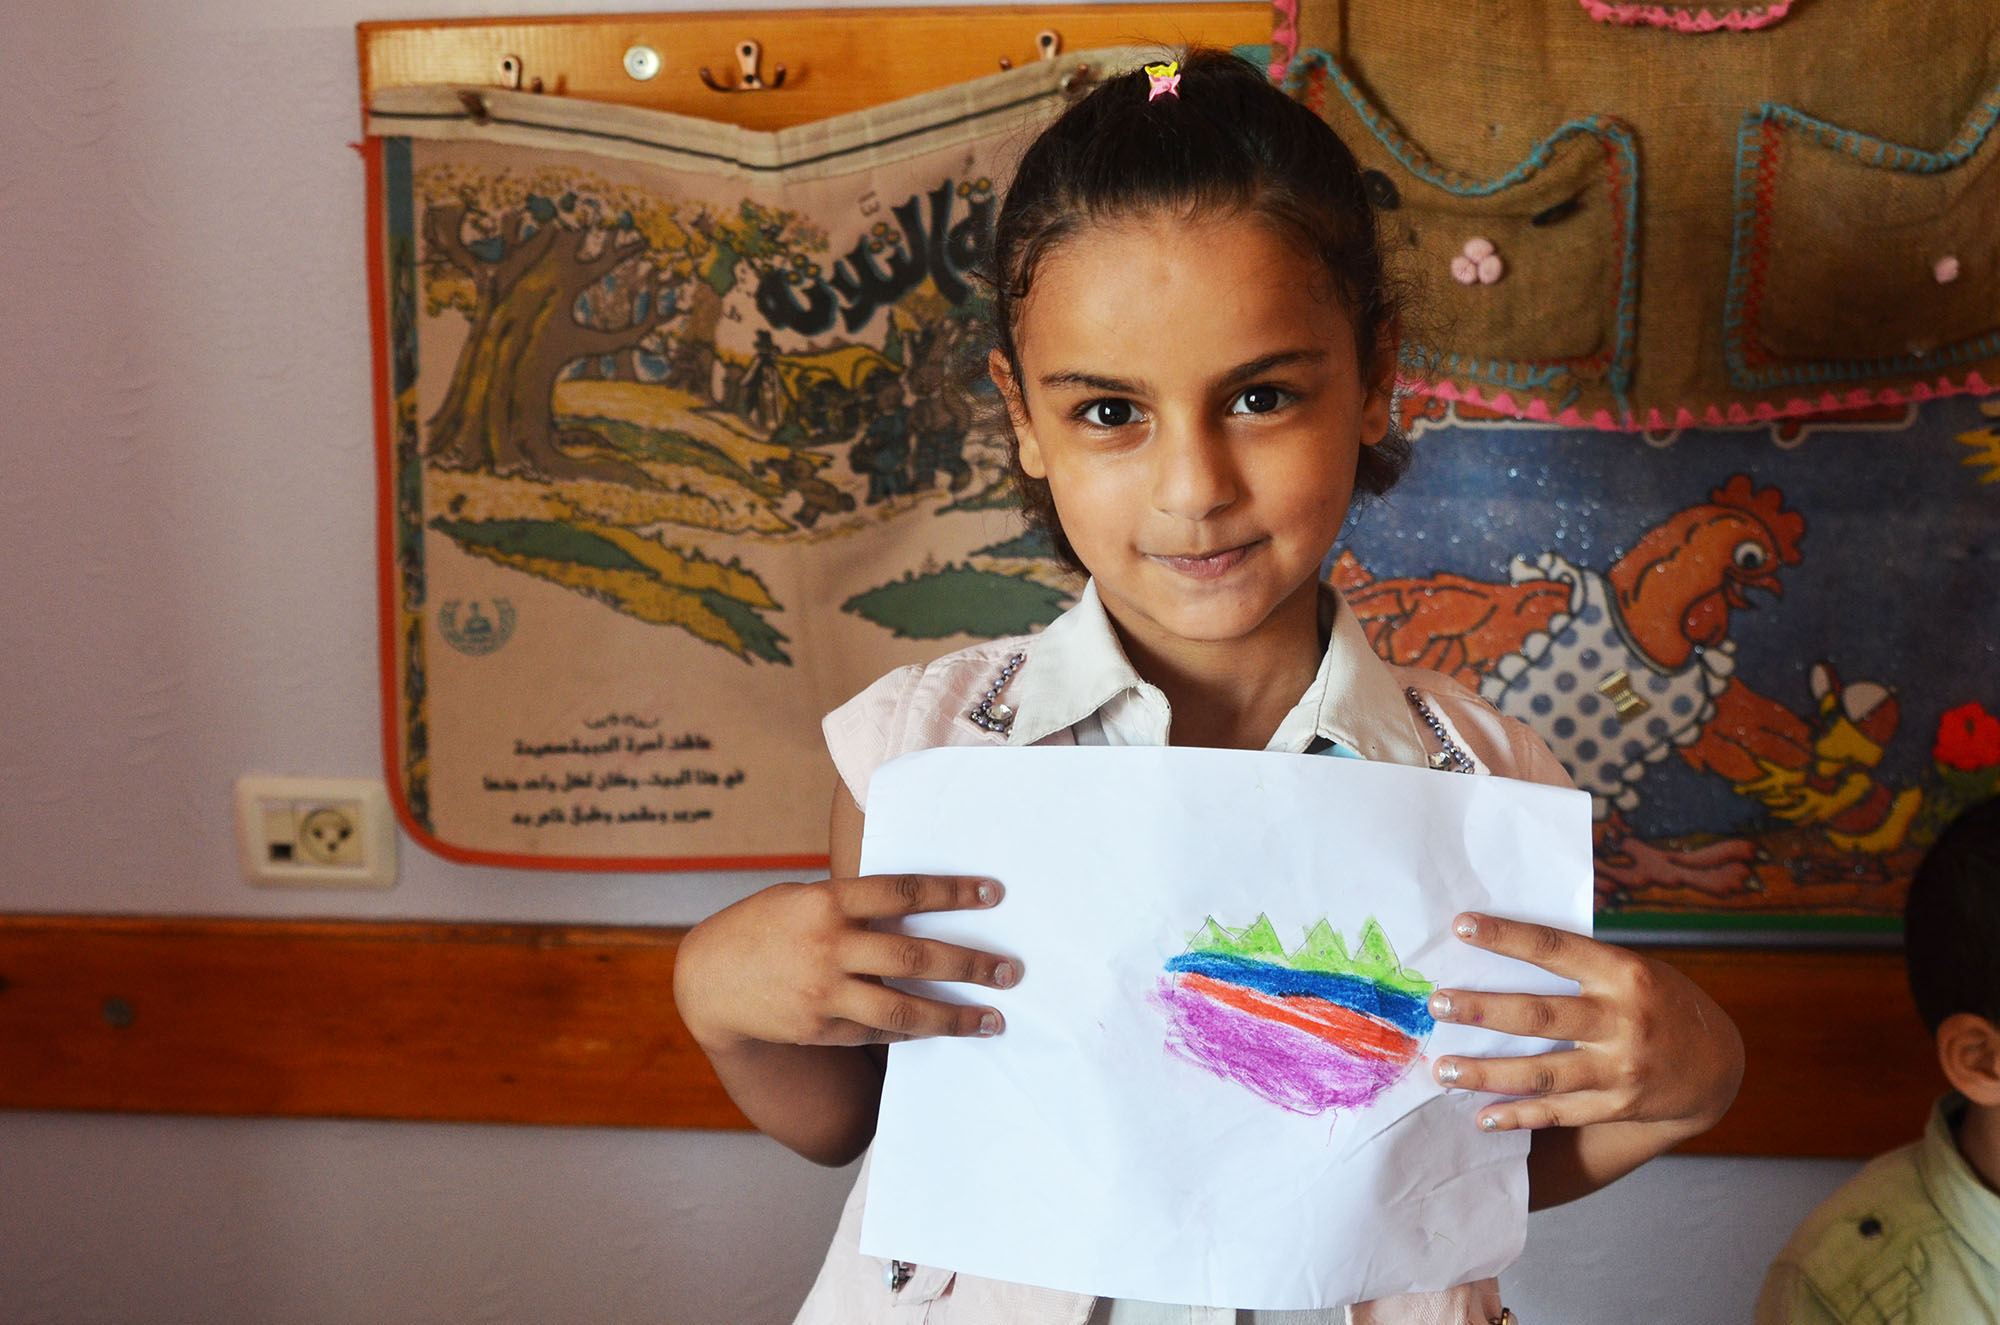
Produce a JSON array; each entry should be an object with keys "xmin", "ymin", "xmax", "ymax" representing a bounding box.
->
[{"xmin": 1272, "ymin": 0, "xmax": 2000, "ymax": 430}]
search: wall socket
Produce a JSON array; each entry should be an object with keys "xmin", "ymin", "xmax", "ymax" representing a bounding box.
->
[{"xmin": 234, "ymin": 776, "xmax": 397, "ymax": 889}]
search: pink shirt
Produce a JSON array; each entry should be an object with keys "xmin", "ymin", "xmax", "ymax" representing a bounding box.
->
[{"xmin": 801, "ymin": 583, "xmax": 1565, "ymax": 1325}]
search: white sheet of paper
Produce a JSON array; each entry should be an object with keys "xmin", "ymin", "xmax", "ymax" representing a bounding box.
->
[{"xmin": 857, "ymin": 745, "xmax": 1594, "ymax": 1310}]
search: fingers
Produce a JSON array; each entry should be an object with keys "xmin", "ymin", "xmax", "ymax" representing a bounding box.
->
[
  {"xmin": 833, "ymin": 873, "xmax": 1003, "ymax": 920},
  {"xmin": 1426, "ymin": 988, "xmax": 1603, "ymax": 1043},
  {"xmin": 1468, "ymin": 1090, "xmax": 1626, "ymax": 1134},
  {"xmin": 770, "ymin": 874, "xmax": 1014, "ymax": 1046},
  {"xmin": 1433, "ymin": 1046, "xmax": 1590, "ymax": 1101},
  {"xmin": 832, "ymin": 931, "xmax": 1017, "ymax": 1044},
  {"xmin": 836, "ymin": 982, "xmax": 1004, "ymax": 1044},
  {"xmin": 1450, "ymin": 912, "xmax": 1613, "ymax": 982},
  {"xmin": 1432, "ymin": 1048, "xmax": 1626, "ymax": 1132},
  {"xmin": 841, "ymin": 930, "xmax": 1020, "ymax": 991}
]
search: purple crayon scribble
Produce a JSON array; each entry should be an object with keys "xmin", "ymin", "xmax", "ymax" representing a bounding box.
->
[{"xmin": 1151, "ymin": 980, "xmax": 1409, "ymax": 1116}]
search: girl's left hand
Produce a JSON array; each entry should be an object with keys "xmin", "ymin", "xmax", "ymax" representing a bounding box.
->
[{"xmin": 1425, "ymin": 912, "xmax": 1744, "ymax": 1137}]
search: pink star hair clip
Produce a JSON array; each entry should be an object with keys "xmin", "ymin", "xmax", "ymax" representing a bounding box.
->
[{"xmin": 1145, "ymin": 60, "xmax": 1180, "ymax": 101}]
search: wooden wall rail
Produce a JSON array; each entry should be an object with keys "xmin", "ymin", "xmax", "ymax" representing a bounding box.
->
[
  {"xmin": 0, "ymin": 916, "xmax": 1934, "ymax": 1156},
  {"xmin": 0, "ymin": 916, "xmax": 743, "ymax": 1130},
  {"xmin": 358, "ymin": 4, "xmax": 1272, "ymax": 131}
]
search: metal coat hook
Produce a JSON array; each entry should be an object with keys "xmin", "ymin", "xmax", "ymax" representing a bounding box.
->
[
  {"xmin": 498, "ymin": 54, "xmax": 544, "ymax": 94},
  {"xmin": 1002, "ymin": 30, "xmax": 1063, "ymax": 70},
  {"xmin": 699, "ymin": 40, "xmax": 786, "ymax": 92}
]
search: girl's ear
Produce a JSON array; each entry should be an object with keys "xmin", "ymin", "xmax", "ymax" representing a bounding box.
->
[
  {"xmin": 988, "ymin": 348, "xmax": 1047, "ymax": 478},
  {"xmin": 1936, "ymin": 1012, "xmax": 2000, "ymax": 1107},
  {"xmin": 1358, "ymin": 322, "xmax": 1400, "ymax": 449}
]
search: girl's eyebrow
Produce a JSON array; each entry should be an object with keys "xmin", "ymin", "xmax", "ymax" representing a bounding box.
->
[
  {"xmin": 1037, "ymin": 349, "xmax": 1327, "ymax": 396},
  {"xmin": 1038, "ymin": 369, "xmax": 1144, "ymax": 394},
  {"xmin": 1218, "ymin": 348, "xmax": 1328, "ymax": 385}
]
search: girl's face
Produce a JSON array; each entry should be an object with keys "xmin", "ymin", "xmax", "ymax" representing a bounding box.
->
[{"xmin": 994, "ymin": 209, "xmax": 1392, "ymax": 665}]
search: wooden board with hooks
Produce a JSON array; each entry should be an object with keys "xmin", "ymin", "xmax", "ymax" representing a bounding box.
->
[{"xmin": 357, "ymin": 5, "xmax": 1272, "ymax": 132}]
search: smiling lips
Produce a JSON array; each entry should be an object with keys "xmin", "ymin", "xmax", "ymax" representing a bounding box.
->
[{"xmin": 1148, "ymin": 541, "xmax": 1258, "ymax": 579}]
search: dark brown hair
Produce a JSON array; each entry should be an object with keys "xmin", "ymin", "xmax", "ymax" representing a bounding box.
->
[
  {"xmin": 988, "ymin": 47, "xmax": 1412, "ymax": 572},
  {"xmin": 1906, "ymin": 797, "xmax": 2000, "ymax": 1033}
]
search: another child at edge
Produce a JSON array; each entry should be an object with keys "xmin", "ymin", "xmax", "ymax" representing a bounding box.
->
[
  {"xmin": 676, "ymin": 50, "xmax": 1745, "ymax": 1324},
  {"xmin": 1758, "ymin": 796, "xmax": 2000, "ymax": 1324}
]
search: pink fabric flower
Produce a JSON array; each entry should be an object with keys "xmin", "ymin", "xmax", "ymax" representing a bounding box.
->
[{"xmin": 1451, "ymin": 237, "xmax": 1504, "ymax": 285}]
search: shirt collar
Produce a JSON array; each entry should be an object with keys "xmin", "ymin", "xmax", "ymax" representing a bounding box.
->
[
  {"xmin": 1004, "ymin": 578, "xmax": 1431, "ymax": 767},
  {"xmin": 1919, "ymin": 1093, "xmax": 2000, "ymax": 1271},
  {"xmin": 1004, "ymin": 580, "xmax": 1145, "ymax": 747}
]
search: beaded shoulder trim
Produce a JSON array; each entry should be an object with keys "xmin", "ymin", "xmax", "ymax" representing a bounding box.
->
[
  {"xmin": 1406, "ymin": 686, "xmax": 1476, "ymax": 773},
  {"xmin": 967, "ymin": 652, "xmax": 1027, "ymax": 734}
]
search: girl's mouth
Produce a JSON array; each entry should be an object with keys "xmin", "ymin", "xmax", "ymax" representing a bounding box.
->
[{"xmin": 1148, "ymin": 542, "xmax": 1255, "ymax": 579}]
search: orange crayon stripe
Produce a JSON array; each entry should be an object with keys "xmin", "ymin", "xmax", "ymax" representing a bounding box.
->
[{"xmin": 1180, "ymin": 972, "xmax": 1419, "ymax": 1063}]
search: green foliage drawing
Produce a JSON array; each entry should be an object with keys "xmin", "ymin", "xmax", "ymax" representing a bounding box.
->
[
  {"xmin": 972, "ymin": 529, "xmax": 1056, "ymax": 560},
  {"xmin": 431, "ymin": 517, "xmax": 790, "ymax": 664},
  {"xmin": 1185, "ymin": 914, "xmax": 1433, "ymax": 996},
  {"xmin": 841, "ymin": 564, "xmax": 1071, "ymax": 639}
]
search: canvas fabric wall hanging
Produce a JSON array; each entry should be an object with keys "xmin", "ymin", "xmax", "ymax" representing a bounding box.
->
[
  {"xmin": 364, "ymin": 55, "xmax": 1139, "ymax": 868},
  {"xmin": 1347, "ymin": 394, "xmax": 2000, "ymax": 934},
  {"xmin": 1270, "ymin": 0, "xmax": 2000, "ymax": 430}
]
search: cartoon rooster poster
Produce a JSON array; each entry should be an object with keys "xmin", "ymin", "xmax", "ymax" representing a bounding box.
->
[{"xmin": 1338, "ymin": 474, "xmax": 1928, "ymax": 908}]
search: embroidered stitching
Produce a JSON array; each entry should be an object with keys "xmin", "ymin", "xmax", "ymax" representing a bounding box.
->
[
  {"xmin": 1411, "ymin": 380, "xmax": 2000, "ymax": 435},
  {"xmin": 1283, "ymin": 49, "xmax": 1642, "ymax": 422},
  {"xmin": 1723, "ymin": 79, "xmax": 2000, "ymax": 392},
  {"xmin": 1576, "ymin": 0, "xmax": 1794, "ymax": 32},
  {"xmin": 1269, "ymin": 0, "xmax": 1299, "ymax": 80}
]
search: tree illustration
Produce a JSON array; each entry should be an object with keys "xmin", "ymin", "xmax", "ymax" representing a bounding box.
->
[{"xmin": 416, "ymin": 167, "xmax": 825, "ymax": 486}]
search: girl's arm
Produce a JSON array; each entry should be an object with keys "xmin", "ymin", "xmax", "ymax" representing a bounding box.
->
[
  {"xmin": 672, "ymin": 788, "xmax": 1017, "ymax": 1166},
  {"xmin": 1421, "ymin": 913, "xmax": 1745, "ymax": 1211}
]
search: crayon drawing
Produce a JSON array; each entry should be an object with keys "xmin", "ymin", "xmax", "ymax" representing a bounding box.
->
[{"xmin": 1153, "ymin": 915, "xmax": 1435, "ymax": 1116}]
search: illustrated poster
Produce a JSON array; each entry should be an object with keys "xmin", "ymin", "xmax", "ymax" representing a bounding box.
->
[{"xmin": 365, "ymin": 59, "xmax": 1118, "ymax": 867}]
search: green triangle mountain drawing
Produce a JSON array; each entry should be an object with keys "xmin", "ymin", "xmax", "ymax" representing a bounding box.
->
[{"xmin": 1182, "ymin": 913, "xmax": 1432, "ymax": 996}]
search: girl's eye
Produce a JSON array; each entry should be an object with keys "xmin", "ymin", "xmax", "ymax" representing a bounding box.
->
[
  {"xmin": 1079, "ymin": 399, "xmax": 1137, "ymax": 428},
  {"xmin": 1230, "ymin": 385, "xmax": 1290, "ymax": 415}
]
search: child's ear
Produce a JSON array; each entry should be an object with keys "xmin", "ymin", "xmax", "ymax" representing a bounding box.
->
[
  {"xmin": 1358, "ymin": 322, "xmax": 1400, "ymax": 449},
  {"xmin": 1936, "ymin": 1012, "xmax": 2000, "ymax": 1106},
  {"xmin": 988, "ymin": 348, "xmax": 1047, "ymax": 479}
]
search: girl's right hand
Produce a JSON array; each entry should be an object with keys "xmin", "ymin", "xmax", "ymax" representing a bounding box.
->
[{"xmin": 673, "ymin": 873, "xmax": 1020, "ymax": 1053}]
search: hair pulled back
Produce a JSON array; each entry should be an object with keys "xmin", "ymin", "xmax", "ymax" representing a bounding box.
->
[{"xmin": 988, "ymin": 47, "xmax": 1411, "ymax": 572}]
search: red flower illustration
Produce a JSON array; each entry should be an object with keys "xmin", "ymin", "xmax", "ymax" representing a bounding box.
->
[{"xmin": 1935, "ymin": 702, "xmax": 2000, "ymax": 772}]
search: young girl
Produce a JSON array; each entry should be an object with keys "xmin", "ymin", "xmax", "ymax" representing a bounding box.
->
[{"xmin": 674, "ymin": 49, "xmax": 1745, "ymax": 1324}]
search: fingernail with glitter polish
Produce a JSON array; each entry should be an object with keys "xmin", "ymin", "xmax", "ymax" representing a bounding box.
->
[
  {"xmin": 1429, "ymin": 991, "xmax": 1453, "ymax": 1019},
  {"xmin": 992, "ymin": 961, "xmax": 1017, "ymax": 988},
  {"xmin": 978, "ymin": 1011, "xmax": 1002, "ymax": 1036},
  {"xmin": 1436, "ymin": 1060, "xmax": 1460, "ymax": 1086},
  {"xmin": 1454, "ymin": 915, "xmax": 1478, "ymax": 939},
  {"xmin": 1479, "ymin": 1114, "xmax": 1500, "ymax": 1131},
  {"xmin": 976, "ymin": 881, "xmax": 1001, "ymax": 906}
]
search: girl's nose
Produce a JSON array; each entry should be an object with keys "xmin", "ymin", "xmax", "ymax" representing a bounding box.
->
[{"xmin": 1150, "ymin": 421, "xmax": 1238, "ymax": 522}]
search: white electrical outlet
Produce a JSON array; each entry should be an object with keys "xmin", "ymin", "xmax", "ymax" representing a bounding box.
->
[{"xmin": 235, "ymin": 776, "xmax": 397, "ymax": 889}]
